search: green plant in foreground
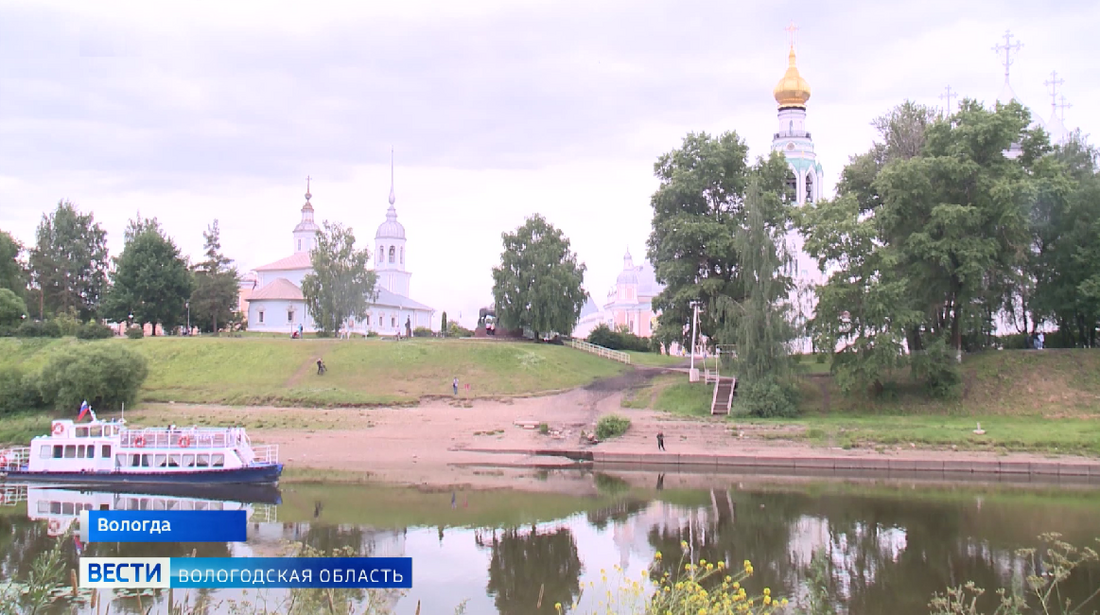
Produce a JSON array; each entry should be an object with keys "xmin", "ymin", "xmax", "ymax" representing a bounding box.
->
[
  {"xmin": 597, "ymin": 414, "xmax": 631, "ymax": 440},
  {"xmin": 558, "ymin": 545, "xmax": 790, "ymax": 614},
  {"xmin": 929, "ymin": 533, "xmax": 1100, "ymax": 615}
]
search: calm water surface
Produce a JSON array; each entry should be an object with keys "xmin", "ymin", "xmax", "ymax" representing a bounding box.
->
[{"xmin": 1, "ymin": 471, "xmax": 1098, "ymax": 615}]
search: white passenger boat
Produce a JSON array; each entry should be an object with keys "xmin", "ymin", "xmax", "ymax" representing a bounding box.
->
[{"xmin": 0, "ymin": 413, "xmax": 282, "ymax": 486}]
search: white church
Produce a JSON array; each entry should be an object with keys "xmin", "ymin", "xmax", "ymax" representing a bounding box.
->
[{"xmin": 242, "ymin": 160, "xmax": 435, "ymax": 336}]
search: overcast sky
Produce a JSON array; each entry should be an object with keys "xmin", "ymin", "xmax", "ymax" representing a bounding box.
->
[{"xmin": 1, "ymin": 0, "xmax": 1096, "ymax": 328}]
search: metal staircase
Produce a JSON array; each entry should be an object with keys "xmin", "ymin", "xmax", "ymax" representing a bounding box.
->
[{"xmin": 710, "ymin": 377, "xmax": 737, "ymax": 415}]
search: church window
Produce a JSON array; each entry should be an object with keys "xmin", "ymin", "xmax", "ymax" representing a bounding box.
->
[
  {"xmin": 258, "ymin": 311, "xmax": 265, "ymax": 324},
  {"xmin": 400, "ymin": 247, "xmax": 404, "ymax": 264},
  {"xmin": 789, "ymin": 120, "xmax": 793, "ymax": 134},
  {"xmin": 365, "ymin": 315, "xmax": 370, "ymax": 326},
  {"xmin": 391, "ymin": 316, "xmax": 396, "ymax": 328},
  {"xmin": 805, "ymin": 173, "xmax": 815, "ymax": 204},
  {"xmin": 785, "ymin": 173, "xmax": 797, "ymax": 203},
  {"xmin": 379, "ymin": 245, "xmax": 384, "ymax": 263},
  {"xmin": 287, "ymin": 309, "xmax": 294, "ymax": 324},
  {"xmin": 297, "ymin": 239, "xmax": 302, "ymax": 252},
  {"xmin": 389, "ymin": 246, "xmax": 396, "ymax": 264}
]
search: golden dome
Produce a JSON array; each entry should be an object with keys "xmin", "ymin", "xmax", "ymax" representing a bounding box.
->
[{"xmin": 773, "ymin": 46, "xmax": 811, "ymax": 108}]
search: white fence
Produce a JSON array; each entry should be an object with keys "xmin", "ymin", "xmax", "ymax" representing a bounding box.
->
[{"xmin": 565, "ymin": 339, "xmax": 632, "ymax": 364}]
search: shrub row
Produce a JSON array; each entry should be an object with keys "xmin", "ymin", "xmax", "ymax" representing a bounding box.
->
[
  {"xmin": 0, "ymin": 319, "xmax": 117, "ymax": 339},
  {"xmin": 587, "ymin": 323, "xmax": 652, "ymax": 353},
  {"xmin": 0, "ymin": 343, "xmax": 148, "ymax": 416}
]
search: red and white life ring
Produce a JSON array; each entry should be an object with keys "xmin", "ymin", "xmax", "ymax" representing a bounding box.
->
[
  {"xmin": 0, "ymin": 455, "xmax": 7, "ymax": 466},
  {"xmin": 52, "ymin": 423, "xmax": 64, "ymax": 436},
  {"xmin": 178, "ymin": 436, "xmax": 191, "ymax": 448},
  {"xmin": 48, "ymin": 520, "xmax": 61, "ymax": 533},
  {"xmin": 134, "ymin": 437, "xmax": 146, "ymax": 448}
]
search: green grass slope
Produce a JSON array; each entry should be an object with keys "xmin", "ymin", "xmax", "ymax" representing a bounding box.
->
[{"xmin": 0, "ymin": 336, "xmax": 628, "ymax": 407}]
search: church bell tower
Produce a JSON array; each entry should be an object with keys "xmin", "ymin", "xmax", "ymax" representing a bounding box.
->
[{"xmin": 770, "ymin": 22, "xmax": 823, "ymax": 205}]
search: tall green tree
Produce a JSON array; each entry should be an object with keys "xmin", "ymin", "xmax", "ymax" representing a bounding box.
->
[
  {"xmin": 0, "ymin": 230, "xmax": 27, "ymax": 298},
  {"xmin": 103, "ymin": 214, "xmax": 193, "ymax": 335},
  {"xmin": 301, "ymin": 221, "xmax": 377, "ymax": 337},
  {"xmin": 714, "ymin": 178, "xmax": 799, "ymax": 416},
  {"xmin": 491, "ymin": 214, "xmax": 587, "ymax": 337},
  {"xmin": 1027, "ymin": 133, "xmax": 1100, "ymax": 346},
  {"xmin": 0, "ymin": 288, "xmax": 27, "ymax": 326},
  {"xmin": 646, "ymin": 131, "xmax": 789, "ymax": 352},
  {"xmin": 189, "ymin": 220, "xmax": 241, "ymax": 333},
  {"xmin": 27, "ymin": 200, "xmax": 110, "ymax": 320}
]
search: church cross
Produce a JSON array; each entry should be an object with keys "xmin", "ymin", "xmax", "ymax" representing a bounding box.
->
[
  {"xmin": 785, "ymin": 21, "xmax": 798, "ymax": 48},
  {"xmin": 1056, "ymin": 94, "xmax": 1072, "ymax": 122},
  {"xmin": 992, "ymin": 29, "xmax": 1022, "ymax": 82},
  {"xmin": 1044, "ymin": 70, "xmax": 1064, "ymax": 112},
  {"xmin": 305, "ymin": 175, "xmax": 312, "ymax": 200},
  {"xmin": 939, "ymin": 85, "xmax": 957, "ymax": 117}
]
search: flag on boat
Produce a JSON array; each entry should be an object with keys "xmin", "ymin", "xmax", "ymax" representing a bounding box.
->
[{"xmin": 77, "ymin": 400, "xmax": 90, "ymax": 421}]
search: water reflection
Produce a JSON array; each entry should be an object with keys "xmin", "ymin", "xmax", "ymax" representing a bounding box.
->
[{"xmin": 0, "ymin": 473, "xmax": 1097, "ymax": 615}]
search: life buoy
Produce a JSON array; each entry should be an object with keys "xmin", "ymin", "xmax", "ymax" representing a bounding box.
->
[
  {"xmin": 134, "ymin": 437, "xmax": 145, "ymax": 448},
  {"xmin": 48, "ymin": 520, "xmax": 60, "ymax": 533},
  {"xmin": 52, "ymin": 423, "xmax": 64, "ymax": 436},
  {"xmin": 178, "ymin": 436, "xmax": 191, "ymax": 448},
  {"xmin": 0, "ymin": 455, "xmax": 7, "ymax": 466}
]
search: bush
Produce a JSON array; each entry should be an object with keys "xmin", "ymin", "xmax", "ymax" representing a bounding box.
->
[
  {"xmin": 125, "ymin": 325, "xmax": 145, "ymax": 339},
  {"xmin": 76, "ymin": 322, "xmax": 115, "ymax": 340},
  {"xmin": 0, "ymin": 366, "xmax": 43, "ymax": 415},
  {"xmin": 0, "ymin": 288, "xmax": 27, "ymax": 326},
  {"xmin": 587, "ymin": 323, "xmax": 651, "ymax": 352},
  {"xmin": 739, "ymin": 378, "xmax": 800, "ymax": 418},
  {"xmin": 413, "ymin": 326, "xmax": 433, "ymax": 338},
  {"xmin": 910, "ymin": 338, "xmax": 962, "ymax": 399},
  {"xmin": 52, "ymin": 311, "xmax": 82, "ymax": 337},
  {"xmin": 16, "ymin": 319, "xmax": 62, "ymax": 338},
  {"xmin": 36, "ymin": 343, "xmax": 149, "ymax": 411},
  {"xmin": 596, "ymin": 414, "xmax": 631, "ymax": 440}
]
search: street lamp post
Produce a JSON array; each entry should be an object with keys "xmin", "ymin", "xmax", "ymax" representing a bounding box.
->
[
  {"xmin": 186, "ymin": 301, "xmax": 190, "ymax": 335},
  {"xmin": 689, "ymin": 301, "xmax": 700, "ymax": 382}
]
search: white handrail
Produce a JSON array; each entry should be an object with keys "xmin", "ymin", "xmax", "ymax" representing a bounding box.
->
[{"xmin": 565, "ymin": 339, "xmax": 632, "ymax": 364}]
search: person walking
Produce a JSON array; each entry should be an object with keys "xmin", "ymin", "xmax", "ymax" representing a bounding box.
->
[
  {"xmin": 656, "ymin": 431, "xmax": 665, "ymax": 451},
  {"xmin": 453, "ymin": 377, "xmax": 459, "ymax": 395}
]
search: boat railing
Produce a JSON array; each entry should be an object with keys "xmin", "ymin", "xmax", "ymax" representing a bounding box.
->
[
  {"xmin": 0, "ymin": 447, "xmax": 30, "ymax": 471},
  {"xmin": 120, "ymin": 428, "xmax": 247, "ymax": 450},
  {"xmin": 250, "ymin": 445, "xmax": 279, "ymax": 465},
  {"xmin": 0, "ymin": 483, "xmax": 26, "ymax": 507}
]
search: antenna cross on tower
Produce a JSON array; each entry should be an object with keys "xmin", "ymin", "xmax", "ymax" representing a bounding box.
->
[
  {"xmin": 940, "ymin": 85, "xmax": 957, "ymax": 117},
  {"xmin": 992, "ymin": 29, "xmax": 1022, "ymax": 82},
  {"xmin": 1056, "ymin": 94, "xmax": 1072, "ymax": 122},
  {"xmin": 1044, "ymin": 70, "xmax": 1064, "ymax": 112},
  {"xmin": 785, "ymin": 21, "xmax": 798, "ymax": 48},
  {"xmin": 305, "ymin": 175, "xmax": 312, "ymax": 200}
]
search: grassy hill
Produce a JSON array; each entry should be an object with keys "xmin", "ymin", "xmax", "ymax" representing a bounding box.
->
[
  {"xmin": 623, "ymin": 349, "xmax": 1100, "ymax": 455},
  {"xmin": 0, "ymin": 336, "xmax": 628, "ymax": 407}
]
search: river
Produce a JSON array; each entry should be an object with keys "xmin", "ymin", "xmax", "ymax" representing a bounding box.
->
[{"xmin": 1, "ymin": 469, "xmax": 1098, "ymax": 614}]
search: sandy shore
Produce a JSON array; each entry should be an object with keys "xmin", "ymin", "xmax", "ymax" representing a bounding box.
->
[{"xmin": 191, "ymin": 373, "xmax": 1099, "ymax": 490}]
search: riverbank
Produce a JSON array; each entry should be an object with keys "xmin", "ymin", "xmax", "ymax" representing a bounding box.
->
[{"xmin": 116, "ymin": 378, "xmax": 1100, "ymax": 490}]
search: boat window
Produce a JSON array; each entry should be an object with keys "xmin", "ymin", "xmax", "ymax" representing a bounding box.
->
[
  {"xmin": 53, "ymin": 445, "xmax": 62, "ymax": 459},
  {"xmin": 38, "ymin": 501, "xmax": 49, "ymax": 513},
  {"xmin": 102, "ymin": 445, "xmax": 111, "ymax": 458},
  {"xmin": 168, "ymin": 454, "xmax": 180, "ymax": 467},
  {"xmin": 154, "ymin": 454, "xmax": 167, "ymax": 467},
  {"xmin": 182, "ymin": 454, "xmax": 194, "ymax": 467},
  {"xmin": 62, "ymin": 502, "xmax": 74, "ymax": 515},
  {"xmin": 64, "ymin": 445, "xmax": 76, "ymax": 459},
  {"xmin": 90, "ymin": 426, "xmax": 102, "ymax": 437},
  {"xmin": 154, "ymin": 499, "xmax": 167, "ymax": 511},
  {"xmin": 115, "ymin": 454, "xmax": 124, "ymax": 468},
  {"xmin": 140, "ymin": 498, "xmax": 151, "ymax": 510},
  {"xmin": 76, "ymin": 427, "xmax": 88, "ymax": 437},
  {"xmin": 196, "ymin": 454, "xmax": 210, "ymax": 467},
  {"xmin": 132, "ymin": 455, "xmax": 141, "ymax": 467},
  {"xmin": 212, "ymin": 454, "xmax": 225, "ymax": 468},
  {"xmin": 77, "ymin": 445, "xmax": 84, "ymax": 458},
  {"xmin": 39, "ymin": 445, "xmax": 50, "ymax": 459},
  {"xmin": 51, "ymin": 502, "xmax": 61, "ymax": 514},
  {"xmin": 141, "ymin": 455, "xmax": 150, "ymax": 468}
]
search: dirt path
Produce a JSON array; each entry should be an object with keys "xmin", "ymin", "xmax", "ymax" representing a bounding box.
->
[{"xmin": 284, "ymin": 350, "xmax": 331, "ymax": 388}]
